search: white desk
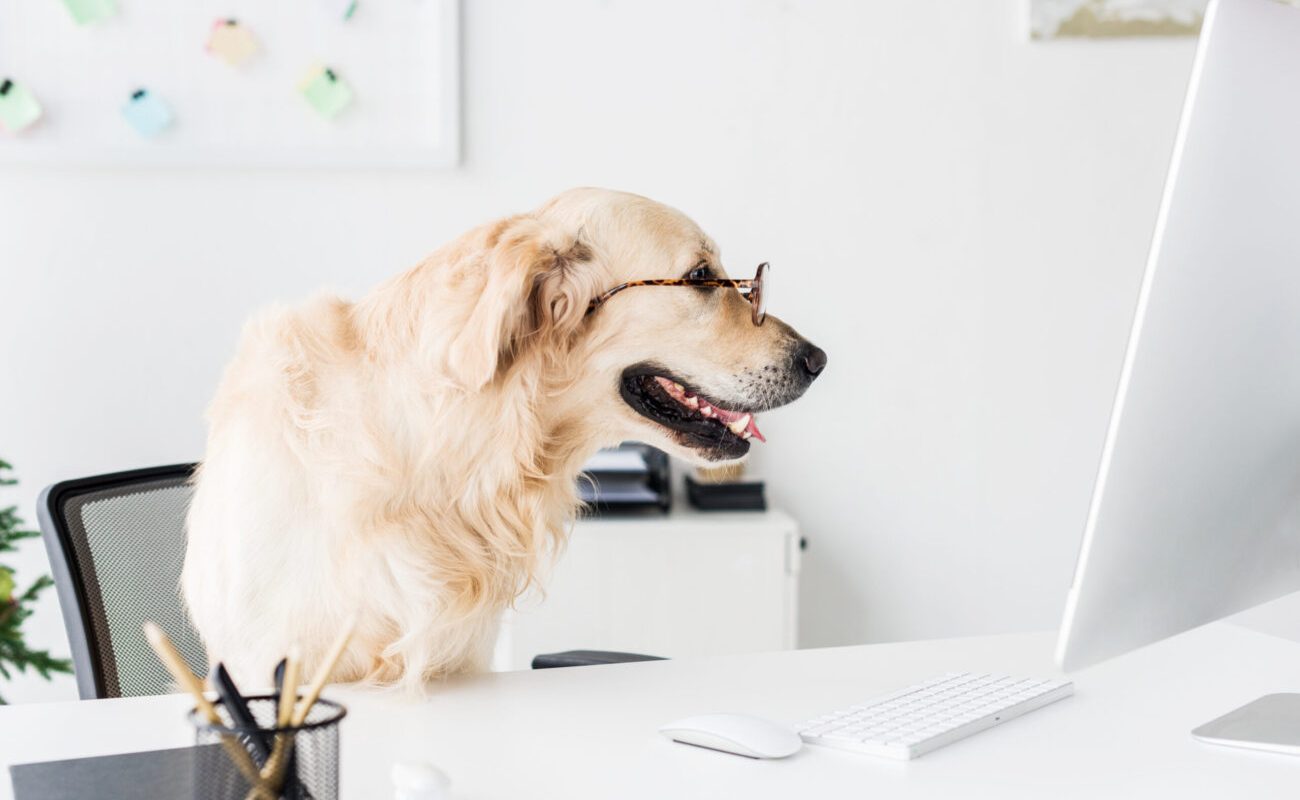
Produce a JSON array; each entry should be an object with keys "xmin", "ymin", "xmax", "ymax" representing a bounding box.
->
[{"xmin": 3, "ymin": 623, "xmax": 1299, "ymax": 799}]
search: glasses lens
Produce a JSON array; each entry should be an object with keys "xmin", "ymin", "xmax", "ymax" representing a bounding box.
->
[{"xmin": 752, "ymin": 262, "xmax": 769, "ymax": 325}]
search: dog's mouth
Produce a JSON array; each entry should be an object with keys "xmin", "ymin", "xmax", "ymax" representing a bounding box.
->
[{"xmin": 620, "ymin": 367, "xmax": 764, "ymax": 459}]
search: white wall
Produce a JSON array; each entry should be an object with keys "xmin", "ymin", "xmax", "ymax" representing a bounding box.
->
[{"xmin": 0, "ymin": 0, "xmax": 1197, "ymax": 702}]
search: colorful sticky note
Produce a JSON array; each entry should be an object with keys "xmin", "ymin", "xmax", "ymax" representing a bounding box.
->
[
  {"xmin": 0, "ymin": 79, "xmax": 43, "ymax": 133},
  {"xmin": 298, "ymin": 66, "xmax": 354, "ymax": 119},
  {"xmin": 121, "ymin": 89, "xmax": 174, "ymax": 137},
  {"xmin": 323, "ymin": 0, "xmax": 358, "ymax": 20},
  {"xmin": 206, "ymin": 19, "xmax": 258, "ymax": 67},
  {"xmin": 60, "ymin": 0, "xmax": 117, "ymax": 26}
]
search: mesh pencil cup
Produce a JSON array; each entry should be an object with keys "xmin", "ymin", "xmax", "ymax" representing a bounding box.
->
[{"xmin": 189, "ymin": 695, "xmax": 346, "ymax": 800}]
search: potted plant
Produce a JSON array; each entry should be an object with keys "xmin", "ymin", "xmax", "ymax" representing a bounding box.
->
[{"xmin": 0, "ymin": 459, "xmax": 71, "ymax": 703}]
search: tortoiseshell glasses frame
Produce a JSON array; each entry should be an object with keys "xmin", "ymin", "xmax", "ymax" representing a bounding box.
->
[{"xmin": 585, "ymin": 262, "xmax": 770, "ymax": 326}]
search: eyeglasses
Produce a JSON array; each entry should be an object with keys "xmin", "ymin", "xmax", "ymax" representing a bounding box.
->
[{"xmin": 586, "ymin": 262, "xmax": 770, "ymax": 326}]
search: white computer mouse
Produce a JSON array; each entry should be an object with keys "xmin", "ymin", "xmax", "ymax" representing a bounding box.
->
[{"xmin": 659, "ymin": 713, "xmax": 803, "ymax": 759}]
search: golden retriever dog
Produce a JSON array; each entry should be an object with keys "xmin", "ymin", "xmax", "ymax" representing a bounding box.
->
[{"xmin": 182, "ymin": 188, "xmax": 826, "ymax": 691}]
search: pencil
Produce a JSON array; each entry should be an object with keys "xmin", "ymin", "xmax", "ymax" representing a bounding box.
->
[
  {"xmin": 142, "ymin": 623, "xmax": 274, "ymax": 798},
  {"xmin": 277, "ymin": 645, "xmax": 301, "ymax": 729},
  {"xmin": 291, "ymin": 614, "xmax": 357, "ymax": 726},
  {"xmin": 143, "ymin": 622, "xmax": 219, "ymax": 720},
  {"xmin": 257, "ymin": 645, "xmax": 303, "ymax": 797}
]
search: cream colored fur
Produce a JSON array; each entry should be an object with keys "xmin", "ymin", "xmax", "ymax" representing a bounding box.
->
[{"xmin": 182, "ymin": 188, "xmax": 819, "ymax": 691}]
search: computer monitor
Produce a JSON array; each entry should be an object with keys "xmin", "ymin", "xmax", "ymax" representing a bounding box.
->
[{"xmin": 1057, "ymin": 0, "xmax": 1300, "ymax": 675}]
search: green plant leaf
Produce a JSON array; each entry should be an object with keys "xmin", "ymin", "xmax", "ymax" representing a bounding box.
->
[{"xmin": 0, "ymin": 458, "xmax": 75, "ymax": 693}]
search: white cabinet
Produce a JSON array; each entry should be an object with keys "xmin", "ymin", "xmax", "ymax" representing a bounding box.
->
[{"xmin": 493, "ymin": 507, "xmax": 801, "ymax": 670}]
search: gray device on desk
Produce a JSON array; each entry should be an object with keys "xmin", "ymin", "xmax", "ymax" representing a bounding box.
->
[
  {"xmin": 1056, "ymin": 0, "xmax": 1300, "ymax": 754},
  {"xmin": 9, "ymin": 746, "xmax": 238, "ymax": 800}
]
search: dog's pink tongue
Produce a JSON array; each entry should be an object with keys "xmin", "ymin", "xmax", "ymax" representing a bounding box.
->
[
  {"xmin": 653, "ymin": 376, "xmax": 766, "ymax": 442},
  {"xmin": 708, "ymin": 405, "xmax": 767, "ymax": 443}
]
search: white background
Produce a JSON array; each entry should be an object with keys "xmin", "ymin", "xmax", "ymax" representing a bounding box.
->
[{"xmin": 0, "ymin": 0, "xmax": 1207, "ymax": 702}]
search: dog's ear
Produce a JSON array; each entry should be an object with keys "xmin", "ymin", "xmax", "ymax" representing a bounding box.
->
[{"xmin": 446, "ymin": 216, "xmax": 600, "ymax": 390}]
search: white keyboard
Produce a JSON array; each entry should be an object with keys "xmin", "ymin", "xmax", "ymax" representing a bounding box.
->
[{"xmin": 795, "ymin": 672, "xmax": 1073, "ymax": 760}]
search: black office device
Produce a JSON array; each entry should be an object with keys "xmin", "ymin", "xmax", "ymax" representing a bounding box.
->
[
  {"xmin": 577, "ymin": 443, "xmax": 671, "ymax": 515},
  {"xmin": 685, "ymin": 474, "xmax": 767, "ymax": 511}
]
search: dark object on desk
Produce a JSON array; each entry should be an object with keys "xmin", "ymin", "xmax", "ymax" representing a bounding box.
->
[
  {"xmin": 36, "ymin": 463, "xmax": 208, "ymax": 699},
  {"xmin": 10, "ymin": 745, "xmax": 241, "ymax": 800},
  {"xmin": 577, "ymin": 443, "xmax": 671, "ymax": 515},
  {"xmin": 211, "ymin": 662, "xmax": 271, "ymax": 762},
  {"xmin": 685, "ymin": 475, "xmax": 767, "ymax": 511},
  {"xmin": 532, "ymin": 650, "xmax": 668, "ymax": 669}
]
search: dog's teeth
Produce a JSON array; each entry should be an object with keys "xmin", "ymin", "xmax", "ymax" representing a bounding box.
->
[
  {"xmin": 728, "ymin": 414, "xmax": 751, "ymax": 435},
  {"xmin": 685, "ymin": 396, "xmax": 699, "ymax": 409},
  {"xmin": 673, "ymin": 382, "xmax": 684, "ymax": 393},
  {"xmin": 700, "ymin": 405, "xmax": 713, "ymax": 417},
  {"xmin": 742, "ymin": 431, "xmax": 753, "ymax": 440}
]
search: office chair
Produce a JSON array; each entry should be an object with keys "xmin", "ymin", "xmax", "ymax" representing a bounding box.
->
[
  {"xmin": 38, "ymin": 464, "xmax": 661, "ymax": 699},
  {"xmin": 38, "ymin": 464, "xmax": 206, "ymax": 700}
]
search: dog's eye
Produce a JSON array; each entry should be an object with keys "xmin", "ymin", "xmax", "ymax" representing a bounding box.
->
[{"xmin": 686, "ymin": 264, "xmax": 712, "ymax": 280}]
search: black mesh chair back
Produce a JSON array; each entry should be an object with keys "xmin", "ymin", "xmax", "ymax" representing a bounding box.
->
[{"xmin": 37, "ymin": 464, "xmax": 207, "ymax": 699}]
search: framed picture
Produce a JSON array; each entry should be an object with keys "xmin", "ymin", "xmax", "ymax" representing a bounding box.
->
[{"xmin": 1027, "ymin": 0, "xmax": 1209, "ymax": 39}]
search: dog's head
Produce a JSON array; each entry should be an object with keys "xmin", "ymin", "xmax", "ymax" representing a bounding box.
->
[{"xmin": 441, "ymin": 188, "xmax": 826, "ymax": 464}]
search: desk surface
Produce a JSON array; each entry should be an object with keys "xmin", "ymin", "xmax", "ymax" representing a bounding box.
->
[{"xmin": 3, "ymin": 623, "xmax": 1299, "ymax": 799}]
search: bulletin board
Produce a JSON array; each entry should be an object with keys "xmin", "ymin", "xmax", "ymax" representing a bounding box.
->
[{"xmin": 0, "ymin": 0, "xmax": 459, "ymax": 167}]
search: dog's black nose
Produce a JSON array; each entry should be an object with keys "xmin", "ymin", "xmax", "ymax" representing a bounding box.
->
[{"xmin": 799, "ymin": 345, "xmax": 828, "ymax": 378}]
